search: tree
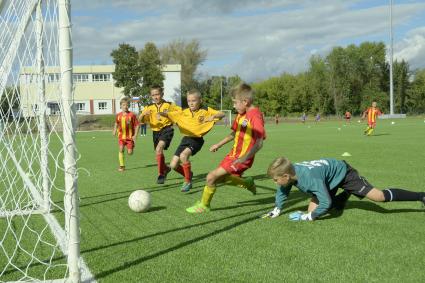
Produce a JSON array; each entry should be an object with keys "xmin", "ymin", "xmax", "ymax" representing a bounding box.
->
[
  {"xmin": 139, "ymin": 42, "xmax": 165, "ymax": 105},
  {"xmin": 110, "ymin": 43, "xmax": 142, "ymax": 98},
  {"xmin": 160, "ymin": 39, "xmax": 207, "ymax": 93},
  {"xmin": 407, "ymin": 69, "xmax": 425, "ymax": 113}
]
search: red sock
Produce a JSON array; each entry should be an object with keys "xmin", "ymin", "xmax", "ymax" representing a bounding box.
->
[
  {"xmin": 182, "ymin": 162, "xmax": 191, "ymax": 182},
  {"xmin": 156, "ymin": 154, "xmax": 165, "ymax": 175},
  {"xmin": 174, "ymin": 165, "xmax": 185, "ymax": 177}
]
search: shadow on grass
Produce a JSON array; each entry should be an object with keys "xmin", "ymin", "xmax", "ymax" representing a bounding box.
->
[
  {"xmin": 367, "ymin": 133, "xmax": 390, "ymax": 137},
  {"xmin": 88, "ymin": 194, "xmax": 307, "ymax": 279}
]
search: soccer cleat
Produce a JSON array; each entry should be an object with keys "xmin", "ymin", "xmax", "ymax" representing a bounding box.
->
[
  {"xmin": 118, "ymin": 166, "xmax": 125, "ymax": 172},
  {"xmin": 157, "ymin": 175, "xmax": 165, "ymax": 184},
  {"xmin": 181, "ymin": 182, "xmax": 192, "ymax": 192},
  {"xmin": 245, "ymin": 177, "xmax": 256, "ymax": 195},
  {"xmin": 186, "ymin": 201, "xmax": 210, "ymax": 213},
  {"xmin": 157, "ymin": 166, "xmax": 172, "ymax": 184}
]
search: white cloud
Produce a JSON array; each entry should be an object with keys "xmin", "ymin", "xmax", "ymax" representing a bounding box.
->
[
  {"xmin": 72, "ymin": 0, "xmax": 425, "ymax": 81},
  {"xmin": 394, "ymin": 27, "xmax": 425, "ymax": 70}
]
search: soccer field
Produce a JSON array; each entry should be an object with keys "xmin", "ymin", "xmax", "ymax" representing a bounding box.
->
[{"xmin": 63, "ymin": 117, "xmax": 425, "ymax": 282}]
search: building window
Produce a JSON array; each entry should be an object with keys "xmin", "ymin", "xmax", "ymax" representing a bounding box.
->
[
  {"xmin": 48, "ymin": 102, "xmax": 60, "ymax": 115},
  {"xmin": 92, "ymin": 74, "xmax": 111, "ymax": 82},
  {"xmin": 76, "ymin": 103, "xmax": 85, "ymax": 111},
  {"xmin": 73, "ymin": 74, "xmax": 89, "ymax": 82},
  {"xmin": 98, "ymin": 102, "xmax": 107, "ymax": 110},
  {"xmin": 48, "ymin": 73, "xmax": 60, "ymax": 83}
]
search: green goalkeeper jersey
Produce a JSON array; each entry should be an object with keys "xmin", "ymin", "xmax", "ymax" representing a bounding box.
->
[{"xmin": 275, "ymin": 158, "xmax": 347, "ymax": 219}]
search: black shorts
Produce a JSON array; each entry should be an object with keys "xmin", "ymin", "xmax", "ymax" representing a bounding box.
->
[
  {"xmin": 174, "ymin": 136, "xmax": 204, "ymax": 157},
  {"xmin": 153, "ymin": 126, "xmax": 174, "ymax": 150},
  {"xmin": 337, "ymin": 161, "xmax": 374, "ymax": 198}
]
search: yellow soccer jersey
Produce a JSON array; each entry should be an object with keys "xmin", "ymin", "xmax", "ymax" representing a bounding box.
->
[
  {"xmin": 142, "ymin": 101, "xmax": 181, "ymax": 131},
  {"xmin": 167, "ymin": 106, "xmax": 219, "ymax": 137}
]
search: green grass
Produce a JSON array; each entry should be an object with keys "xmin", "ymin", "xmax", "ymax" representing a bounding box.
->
[{"xmin": 3, "ymin": 117, "xmax": 425, "ymax": 282}]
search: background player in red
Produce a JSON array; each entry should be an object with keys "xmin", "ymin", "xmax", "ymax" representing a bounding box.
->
[
  {"xmin": 362, "ymin": 101, "xmax": 382, "ymax": 136},
  {"xmin": 113, "ymin": 97, "xmax": 139, "ymax": 172},
  {"xmin": 186, "ymin": 83, "xmax": 266, "ymax": 213},
  {"xmin": 344, "ymin": 111, "xmax": 351, "ymax": 124}
]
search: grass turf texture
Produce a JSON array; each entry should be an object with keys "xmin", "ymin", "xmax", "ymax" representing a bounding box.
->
[{"xmin": 6, "ymin": 117, "xmax": 425, "ymax": 282}]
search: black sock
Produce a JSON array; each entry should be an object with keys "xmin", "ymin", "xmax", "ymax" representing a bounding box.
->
[{"xmin": 383, "ymin": 188, "xmax": 425, "ymax": 202}]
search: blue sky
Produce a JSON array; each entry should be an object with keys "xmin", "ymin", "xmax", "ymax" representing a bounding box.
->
[{"xmin": 72, "ymin": 0, "xmax": 425, "ymax": 81}]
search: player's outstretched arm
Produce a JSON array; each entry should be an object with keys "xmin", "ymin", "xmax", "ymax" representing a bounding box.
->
[{"xmin": 209, "ymin": 132, "xmax": 235, "ymax": 152}]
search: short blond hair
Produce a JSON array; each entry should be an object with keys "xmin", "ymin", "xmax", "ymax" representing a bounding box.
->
[
  {"xmin": 120, "ymin": 97, "xmax": 130, "ymax": 105},
  {"xmin": 267, "ymin": 157, "xmax": 295, "ymax": 177},
  {"xmin": 187, "ymin": 89, "xmax": 201, "ymax": 99},
  {"xmin": 231, "ymin": 82, "xmax": 254, "ymax": 103}
]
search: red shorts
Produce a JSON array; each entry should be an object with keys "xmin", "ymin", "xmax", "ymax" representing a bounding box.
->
[
  {"xmin": 119, "ymin": 139, "xmax": 135, "ymax": 150},
  {"xmin": 219, "ymin": 155, "xmax": 254, "ymax": 177},
  {"xmin": 368, "ymin": 122, "xmax": 376, "ymax": 128}
]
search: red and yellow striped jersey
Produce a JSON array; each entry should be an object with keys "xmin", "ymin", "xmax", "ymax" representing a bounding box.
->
[
  {"xmin": 116, "ymin": 111, "xmax": 139, "ymax": 140},
  {"xmin": 364, "ymin": 107, "xmax": 382, "ymax": 123},
  {"xmin": 142, "ymin": 101, "xmax": 181, "ymax": 131},
  {"xmin": 229, "ymin": 107, "xmax": 266, "ymax": 159},
  {"xmin": 167, "ymin": 106, "xmax": 220, "ymax": 137}
]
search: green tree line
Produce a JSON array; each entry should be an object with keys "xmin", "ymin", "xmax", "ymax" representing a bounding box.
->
[{"xmin": 111, "ymin": 40, "xmax": 425, "ymax": 116}]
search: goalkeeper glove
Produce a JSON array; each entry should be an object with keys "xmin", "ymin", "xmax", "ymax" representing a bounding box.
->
[
  {"xmin": 289, "ymin": 211, "xmax": 313, "ymax": 221},
  {"xmin": 261, "ymin": 207, "xmax": 281, "ymax": 218}
]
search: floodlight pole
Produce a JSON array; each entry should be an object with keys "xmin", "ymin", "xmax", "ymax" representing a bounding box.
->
[
  {"xmin": 220, "ymin": 77, "xmax": 223, "ymax": 110},
  {"xmin": 389, "ymin": 0, "xmax": 394, "ymax": 115}
]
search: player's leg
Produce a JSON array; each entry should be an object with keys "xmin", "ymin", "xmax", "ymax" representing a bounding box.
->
[
  {"xmin": 171, "ymin": 141, "xmax": 186, "ymax": 178},
  {"xmin": 367, "ymin": 187, "xmax": 425, "ymax": 203},
  {"xmin": 186, "ymin": 167, "xmax": 228, "ymax": 213},
  {"xmin": 179, "ymin": 148, "xmax": 193, "ymax": 192},
  {"xmin": 127, "ymin": 139, "xmax": 134, "ymax": 155},
  {"xmin": 155, "ymin": 140, "xmax": 170, "ymax": 184},
  {"xmin": 118, "ymin": 142, "xmax": 125, "ymax": 171},
  {"xmin": 220, "ymin": 156, "xmax": 256, "ymax": 194}
]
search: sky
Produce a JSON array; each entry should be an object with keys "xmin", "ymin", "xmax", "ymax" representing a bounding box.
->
[{"xmin": 72, "ymin": 0, "xmax": 425, "ymax": 82}]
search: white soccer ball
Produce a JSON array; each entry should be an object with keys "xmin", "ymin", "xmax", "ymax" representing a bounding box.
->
[
  {"xmin": 128, "ymin": 190, "xmax": 151, "ymax": 212},
  {"xmin": 391, "ymin": 121, "xmax": 395, "ymax": 125}
]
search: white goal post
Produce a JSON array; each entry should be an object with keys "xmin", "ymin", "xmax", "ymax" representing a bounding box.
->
[
  {"xmin": 220, "ymin": 109, "xmax": 233, "ymax": 127},
  {"xmin": 0, "ymin": 1, "xmax": 93, "ymax": 282}
]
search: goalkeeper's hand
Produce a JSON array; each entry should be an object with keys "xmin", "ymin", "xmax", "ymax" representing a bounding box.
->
[
  {"xmin": 261, "ymin": 207, "xmax": 281, "ymax": 218},
  {"xmin": 288, "ymin": 211, "xmax": 313, "ymax": 221}
]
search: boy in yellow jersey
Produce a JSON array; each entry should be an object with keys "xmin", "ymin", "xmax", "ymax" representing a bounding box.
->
[
  {"xmin": 139, "ymin": 86, "xmax": 181, "ymax": 184},
  {"xmin": 159, "ymin": 89, "xmax": 225, "ymax": 192},
  {"xmin": 113, "ymin": 97, "xmax": 139, "ymax": 172},
  {"xmin": 186, "ymin": 83, "xmax": 266, "ymax": 213}
]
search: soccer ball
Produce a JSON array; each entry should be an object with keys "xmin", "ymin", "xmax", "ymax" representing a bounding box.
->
[{"xmin": 128, "ymin": 190, "xmax": 151, "ymax": 212}]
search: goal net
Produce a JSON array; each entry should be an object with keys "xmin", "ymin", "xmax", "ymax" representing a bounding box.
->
[
  {"xmin": 220, "ymin": 110, "xmax": 233, "ymax": 127},
  {"xmin": 0, "ymin": 1, "xmax": 91, "ymax": 282}
]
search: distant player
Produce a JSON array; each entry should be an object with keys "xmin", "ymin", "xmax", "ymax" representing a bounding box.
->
[
  {"xmin": 274, "ymin": 113, "xmax": 280, "ymax": 125},
  {"xmin": 301, "ymin": 112, "xmax": 306, "ymax": 124},
  {"xmin": 344, "ymin": 111, "xmax": 351, "ymax": 124},
  {"xmin": 262, "ymin": 156, "xmax": 425, "ymax": 221},
  {"xmin": 160, "ymin": 90, "xmax": 225, "ymax": 192},
  {"xmin": 139, "ymin": 86, "xmax": 181, "ymax": 184},
  {"xmin": 112, "ymin": 97, "xmax": 139, "ymax": 172},
  {"xmin": 362, "ymin": 101, "xmax": 382, "ymax": 136},
  {"xmin": 139, "ymin": 106, "xmax": 147, "ymax": 136},
  {"xmin": 315, "ymin": 113, "xmax": 321, "ymax": 123},
  {"xmin": 186, "ymin": 83, "xmax": 265, "ymax": 213}
]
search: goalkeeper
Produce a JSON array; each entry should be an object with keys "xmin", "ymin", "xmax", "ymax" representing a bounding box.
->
[{"xmin": 263, "ymin": 156, "xmax": 425, "ymax": 221}]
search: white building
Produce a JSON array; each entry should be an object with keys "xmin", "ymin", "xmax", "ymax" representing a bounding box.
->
[{"xmin": 19, "ymin": 64, "xmax": 181, "ymax": 117}]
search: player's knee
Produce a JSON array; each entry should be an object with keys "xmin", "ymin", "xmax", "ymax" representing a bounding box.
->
[
  {"xmin": 206, "ymin": 172, "xmax": 217, "ymax": 185},
  {"xmin": 366, "ymin": 188, "xmax": 385, "ymax": 202},
  {"xmin": 127, "ymin": 150, "xmax": 133, "ymax": 155}
]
